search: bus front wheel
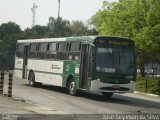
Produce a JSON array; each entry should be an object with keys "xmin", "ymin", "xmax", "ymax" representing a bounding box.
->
[
  {"xmin": 69, "ymin": 78, "xmax": 77, "ymax": 96},
  {"xmin": 102, "ymin": 92, "xmax": 113, "ymax": 99}
]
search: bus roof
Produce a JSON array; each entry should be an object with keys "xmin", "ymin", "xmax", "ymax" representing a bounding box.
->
[{"xmin": 17, "ymin": 36, "xmax": 132, "ymax": 43}]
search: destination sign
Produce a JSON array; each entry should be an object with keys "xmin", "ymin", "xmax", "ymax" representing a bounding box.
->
[
  {"xmin": 94, "ymin": 38, "xmax": 134, "ymax": 47},
  {"xmin": 108, "ymin": 41, "xmax": 129, "ymax": 46}
]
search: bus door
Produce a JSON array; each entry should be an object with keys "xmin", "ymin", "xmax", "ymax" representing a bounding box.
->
[
  {"xmin": 80, "ymin": 44, "xmax": 92, "ymax": 89},
  {"xmin": 22, "ymin": 45, "xmax": 29, "ymax": 79}
]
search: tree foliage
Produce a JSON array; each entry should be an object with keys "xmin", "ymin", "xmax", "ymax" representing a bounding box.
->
[
  {"xmin": 70, "ymin": 20, "xmax": 88, "ymax": 36},
  {"xmin": 23, "ymin": 25, "xmax": 50, "ymax": 39},
  {"xmin": 91, "ymin": 0, "xmax": 160, "ymax": 76},
  {"xmin": 0, "ymin": 22, "xmax": 21, "ymax": 40},
  {"xmin": 91, "ymin": 0, "xmax": 160, "ymax": 52},
  {"xmin": 0, "ymin": 22, "xmax": 22, "ymax": 62},
  {"xmin": 48, "ymin": 17, "xmax": 71, "ymax": 37}
]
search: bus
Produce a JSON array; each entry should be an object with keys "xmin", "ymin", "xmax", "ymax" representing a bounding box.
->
[{"xmin": 14, "ymin": 36, "xmax": 136, "ymax": 98}]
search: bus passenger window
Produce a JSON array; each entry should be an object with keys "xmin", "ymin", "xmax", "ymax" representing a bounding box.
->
[
  {"xmin": 16, "ymin": 44, "xmax": 24, "ymax": 58},
  {"xmin": 69, "ymin": 42, "xmax": 80, "ymax": 60},
  {"xmin": 57, "ymin": 42, "xmax": 68, "ymax": 60},
  {"xmin": 49, "ymin": 43, "xmax": 56, "ymax": 51},
  {"xmin": 40, "ymin": 43, "xmax": 48, "ymax": 51},
  {"xmin": 46, "ymin": 43, "xmax": 57, "ymax": 59},
  {"xmin": 37, "ymin": 43, "xmax": 48, "ymax": 59},
  {"xmin": 58, "ymin": 43, "xmax": 68, "ymax": 51},
  {"xmin": 70, "ymin": 42, "xmax": 81, "ymax": 51},
  {"xmin": 29, "ymin": 44, "xmax": 37, "ymax": 58}
]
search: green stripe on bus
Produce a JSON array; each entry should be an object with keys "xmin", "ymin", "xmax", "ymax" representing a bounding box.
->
[{"xmin": 14, "ymin": 68, "xmax": 68, "ymax": 76}]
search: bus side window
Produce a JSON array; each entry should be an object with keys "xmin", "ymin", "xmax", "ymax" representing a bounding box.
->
[
  {"xmin": 69, "ymin": 42, "xmax": 81, "ymax": 60},
  {"xmin": 57, "ymin": 42, "xmax": 68, "ymax": 60},
  {"xmin": 16, "ymin": 43, "xmax": 24, "ymax": 58},
  {"xmin": 46, "ymin": 43, "xmax": 57, "ymax": 59},
  {"xmin": 37, "ymin": 43, "xmax": 48, "ymax": 59},
  {"xmin": 29, "ymin": 43, "xmax": 37, "ymax": 58}
]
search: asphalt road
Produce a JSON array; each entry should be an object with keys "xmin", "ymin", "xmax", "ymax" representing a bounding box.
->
[{"xmin": 3, "ymin": 75, "xmax": 160, "ymax": 118}]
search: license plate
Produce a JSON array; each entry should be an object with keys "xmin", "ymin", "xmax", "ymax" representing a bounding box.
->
[{"xmin": 112, "ymin": 85, "xmax": 120, "ymax": 89}]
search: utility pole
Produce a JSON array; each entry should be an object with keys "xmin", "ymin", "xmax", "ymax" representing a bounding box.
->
[
  {"xmin": 58, "ymin": 0, "xmax": 60, "ymax": 18},
  {"xmin": 57, "ymin": 0, "xmax": 61, "ymax": 37},
  {"xmin": 31, "ymin": 3, "xmax": 38, "ymax": 27}
]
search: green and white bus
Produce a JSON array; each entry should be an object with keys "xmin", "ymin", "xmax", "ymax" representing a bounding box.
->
[{"xmin": 14, "ymin": 36, "xmax": 136, "ymax": 98}]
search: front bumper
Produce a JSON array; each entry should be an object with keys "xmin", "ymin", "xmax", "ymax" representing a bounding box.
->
[{"xmin": 90, "ymin": 80, "xmax": 135, "ymax": 93}]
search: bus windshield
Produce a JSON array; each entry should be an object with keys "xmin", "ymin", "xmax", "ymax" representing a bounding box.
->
[{"xmin": 96, "ymin": 47, "xmax": 134, "ymax": 74}]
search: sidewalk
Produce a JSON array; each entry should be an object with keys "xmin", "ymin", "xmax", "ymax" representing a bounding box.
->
[{"xmin": 134, "ymin": 91, "xmax": 160, "ymax": 98}]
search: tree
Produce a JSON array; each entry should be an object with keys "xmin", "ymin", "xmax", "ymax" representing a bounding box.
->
[
  {"xmin": 70, "ymin": 20, "xmax": 98, "ymax": 36},
  {"xmin": 47, "ymin": 17, "xmax": 71, "ymax": 37},
  {"xmin": 70, "ymin": 20, "xmax": 88, "ymax": 36},
  {"xmin": 48, "ymin": 17, "xmax": 56, "ymax": 37},
  {"xmin": 0, "ymin": 22, "xmax": 21, "ymax": 40},
  {"xmin": 90, "ymin": 0, "xmax": 160, "ymax": 76},
  {"xmin": 23, "ymin": 25, "xmax": 50, "ymax": 39},
  {"xmin": 0, "ymin": 22, "xmax": 22, "ymax": 63}
]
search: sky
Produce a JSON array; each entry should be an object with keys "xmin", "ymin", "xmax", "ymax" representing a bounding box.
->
[{"xmin": 0, "ymin": 0, "xmax": 117, "ymax": 30}]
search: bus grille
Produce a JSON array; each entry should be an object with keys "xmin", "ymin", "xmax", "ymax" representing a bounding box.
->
[{"xmin": 100, "ymin": 87, "xmax": 129, "ymax": 91}]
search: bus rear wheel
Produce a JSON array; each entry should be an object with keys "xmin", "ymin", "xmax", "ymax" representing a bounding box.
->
[
  {"xmin": 69, "ymin": 78, "xmax": 77, "ymax": 96},
  {"xmin": 102, "ymin": 92, "xmax": 113, "ymax": 99}
]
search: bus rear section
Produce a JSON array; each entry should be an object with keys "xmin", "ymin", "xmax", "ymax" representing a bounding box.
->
[{"xmin": 89, "ymin": 37, "xmax": 136, "ymax": 98}]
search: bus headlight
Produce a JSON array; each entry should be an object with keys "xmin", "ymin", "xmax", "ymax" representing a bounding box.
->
[
  {"xmin": 130, "ymin": 80, "xmax": 133, "ymax": 83},
  {"xmin": 97, "ymin": 78, "xmax": 101, "ymax": 81}
]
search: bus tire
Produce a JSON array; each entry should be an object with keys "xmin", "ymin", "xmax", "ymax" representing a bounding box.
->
[
  {"xmin": 69, "ymin": 78, "xmax": 77, "ymax": 96},
  {"xmin": 29, "ymin": 72, "xmax": 36, "ymax": 87},
  {"xmin": 102, "ymin": 92, "xmax": 113, "ymax": 99}
]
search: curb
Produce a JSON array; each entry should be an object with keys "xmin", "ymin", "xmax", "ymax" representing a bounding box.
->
[{"xmin": 134, "ymin": 91, "xmax": 160, "ymax": 98}]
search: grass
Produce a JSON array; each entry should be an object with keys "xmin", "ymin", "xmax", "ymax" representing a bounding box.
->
[{"xmin": 136, "ymin": 76, "xmax": 160, "ymax": 95}]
